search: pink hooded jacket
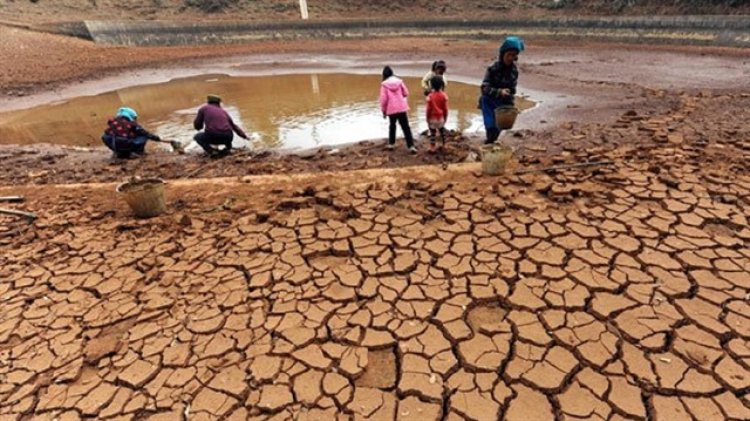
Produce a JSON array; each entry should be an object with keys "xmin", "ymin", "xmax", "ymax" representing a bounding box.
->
[{"xmin": 380, "ymin": 76, "xmax": 410, "ymax": 116}]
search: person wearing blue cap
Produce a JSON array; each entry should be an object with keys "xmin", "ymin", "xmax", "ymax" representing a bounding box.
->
[
  {"xmin": 101, "ymin": 107, "xmax": 161, "ymax": 159},
  {"xmin": 480, "ymin": 36, "xmax": 525, "ymax": 144}
]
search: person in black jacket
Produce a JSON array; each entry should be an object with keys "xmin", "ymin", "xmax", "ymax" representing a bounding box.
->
[{"xmin": 480, "ymin": 36, "xmax": 525, "ymax": 144}]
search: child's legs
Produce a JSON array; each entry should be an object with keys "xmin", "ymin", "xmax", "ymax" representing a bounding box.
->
[
  {"xmin": 439, "ymin": 127, "xmax": 448, "ymax": 143},
  {"xmin": 428, "ymin": 119, "xmax": 446, "ymax": 145},
  {"xmin": 396, "ymin": 112, "xmax": 414, "ymax": 147},
  {"xmin": 387, "ymin": 115, "xmax": 398, "ymax": 145}
]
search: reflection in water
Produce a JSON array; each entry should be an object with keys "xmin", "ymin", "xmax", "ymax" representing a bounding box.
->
[
  {"xmin": 0, "ymin": 73, "xmax": 533, "ymax": 151},
  {"xmin": 311, "ymin": 74, "xmax": 320, "ymax": 95}
]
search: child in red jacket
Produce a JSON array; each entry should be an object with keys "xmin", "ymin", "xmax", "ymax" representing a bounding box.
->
[{"xmin": 425, "ymin": 76, "xmax": 449, "ymax": 153}]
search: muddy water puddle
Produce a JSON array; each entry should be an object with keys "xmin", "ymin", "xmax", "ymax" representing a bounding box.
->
[{"xmin": 0, "ymin": 73, "xmax": 533, "ymax": 151}]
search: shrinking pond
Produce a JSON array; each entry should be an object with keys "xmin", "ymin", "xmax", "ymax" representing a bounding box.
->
[{"xmin": 0, "ymin": 73, "xmax": 534, "ymax": 151}]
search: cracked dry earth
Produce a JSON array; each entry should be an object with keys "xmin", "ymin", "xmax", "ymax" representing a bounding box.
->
[{"xmin": 1, "ymin": 93, "xmax": 750, "ymax": 421}]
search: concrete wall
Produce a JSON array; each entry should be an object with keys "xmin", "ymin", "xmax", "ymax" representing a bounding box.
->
[
  {"xmin": 43, "ymin": 16, "xmax": 750, "ymax": 47},
  {"xmin": 37, "ymin": 21, "xmax": 92, "ymax": 40}
]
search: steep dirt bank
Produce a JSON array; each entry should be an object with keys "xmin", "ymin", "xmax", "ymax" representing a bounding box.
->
[{"xmin": 2, "ymin": 0, "xmax": 749, "ymax": 24}]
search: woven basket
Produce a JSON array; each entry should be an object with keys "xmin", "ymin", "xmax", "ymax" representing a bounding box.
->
[{"xmin": 494, "ymin": 106, "xmax": 519, "ymax": 130}]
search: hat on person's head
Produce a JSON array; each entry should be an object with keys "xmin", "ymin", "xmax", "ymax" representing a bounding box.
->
[
  {"xmin": 116, "ymin": 107, "xmax": 138, "ymax": 121},
  {"xmin": 207, "ymin": 94, "xmax": 222, "ymax": 104},
  {"xmin": 499, "ymin": 36, "xmax": 525, "ymax": 57}
]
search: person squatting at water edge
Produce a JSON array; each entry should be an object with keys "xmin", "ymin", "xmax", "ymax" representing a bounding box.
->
[
  {"xmin": 101, "ymin": 107, "xmax": 161, "ymax": 159},
  {"xmin": 380, "ymin": 66, "xmax": 418, "ymax": 154},
  {"xmin": 422, "ymin": 60, "xmax": 447, "ymax": 96},
  {"xmin": 480, "ymin": 36, "xmax": 524, "ymax": 144},
  {"xmin": 193, "ymin": 94, "xmax": 249, "ymax": 158}
]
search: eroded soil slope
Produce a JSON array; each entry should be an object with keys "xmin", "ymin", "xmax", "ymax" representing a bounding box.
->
[{"xmin": 2, "ymin": 0, "xmax": 749, "ymax": 24}]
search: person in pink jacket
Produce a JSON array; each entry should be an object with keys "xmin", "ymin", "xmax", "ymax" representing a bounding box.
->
[{"xmin": 380, "ymin": 66, "xmax": 417, "ymax": 153}]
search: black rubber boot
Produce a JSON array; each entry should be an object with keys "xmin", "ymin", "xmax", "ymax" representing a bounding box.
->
[{"xmin": 485, "ymin": 128, "xmax": 500, "ymax": 144}]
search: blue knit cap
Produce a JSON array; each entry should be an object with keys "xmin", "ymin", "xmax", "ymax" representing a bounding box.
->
[
  {"xmin": 116, "ymin": 107, "xmax": 138, "ymax": 121},
  {"xmin": 499, "ymin": 36, "xmax": 525, "ymax": 57}
]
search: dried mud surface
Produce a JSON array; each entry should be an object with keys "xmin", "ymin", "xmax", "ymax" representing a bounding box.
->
[{"xmin": 1, "ymin": 91, "xmax": 750, "ymax": 420}]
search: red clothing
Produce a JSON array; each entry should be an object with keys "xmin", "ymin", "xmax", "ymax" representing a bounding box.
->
[
  {"xmin": 426, "ymin": 91, "xmax": 448, "ymax": 121},
  {"xmin": 194, "ymin": 103, "xmax": 247, "ymax": 138}
]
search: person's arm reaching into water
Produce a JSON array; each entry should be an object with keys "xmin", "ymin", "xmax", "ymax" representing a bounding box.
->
[
  {"xmin": 134, "ymin": 123, "xmax": 160, "ymax": 140},
  {"xmin": 227, "ymin": 112, "xmax": 248, "ymax": 139}
]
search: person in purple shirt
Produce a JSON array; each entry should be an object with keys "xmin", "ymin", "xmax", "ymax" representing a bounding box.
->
[{"xmin": 193, "ymin": 94, "xmax": 249, "ymax": 158}]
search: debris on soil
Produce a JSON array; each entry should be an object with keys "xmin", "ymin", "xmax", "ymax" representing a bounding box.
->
[
  {"xmin": 0, "ymin": 207, "xmax": 37, "ymax": 220},
  {"xmin": 0, "ymin": 134, "xmax": 482, "ymax": 185}
]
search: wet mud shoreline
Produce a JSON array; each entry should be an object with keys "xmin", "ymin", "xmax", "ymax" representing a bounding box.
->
[{"xmin": 1, "ymin": 36, "xmax": 748, "ymax": 185}]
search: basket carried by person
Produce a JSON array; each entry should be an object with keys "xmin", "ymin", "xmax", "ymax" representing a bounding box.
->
[{"xmin": 494, "ymin": 105, "xmax": 519, "ymax": 130}]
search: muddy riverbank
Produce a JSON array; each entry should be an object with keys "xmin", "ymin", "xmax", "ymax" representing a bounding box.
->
[
  {"xmin": 1, "ymin": 29, "xmax": 749, "ymax": 187},
  {"xmin": 0, "ymin": 28, "xmax": 750, "ymax": 184}
]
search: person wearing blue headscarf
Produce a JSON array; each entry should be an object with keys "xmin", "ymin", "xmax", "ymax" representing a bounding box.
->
[
  {"xmin": 101, "ymin": 107, "xmax": 161, "ymax": 159},
  {"xmin": 480, "ymin": 36, "xmax": 525, "ymax": 144}
]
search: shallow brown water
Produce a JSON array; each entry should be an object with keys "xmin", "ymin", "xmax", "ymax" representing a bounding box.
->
[{"xmin": 0, "ymin": 73, "xmax": 533, "ymax": 151}]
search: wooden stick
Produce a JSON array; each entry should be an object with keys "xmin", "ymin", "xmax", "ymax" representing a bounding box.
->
[
  {"xmin": 513, "ymin": 160, "xmax": 614, "ymax": 175},
  {"xmin": 0, "ymin": 196, "xmax": 24, "ymax": 203},
  {"xmin": 0, "ymin": 208, "xmax": 37, "ymax": 220}
]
